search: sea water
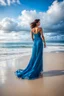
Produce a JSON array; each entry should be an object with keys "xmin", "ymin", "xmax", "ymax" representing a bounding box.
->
[
  {"xmin": 0, "ymin": 41, "xmax": 64, "ymax": 57},
  {"xmin": 0, "ymin": 30, "xmax": 64, "ymax": 57}
]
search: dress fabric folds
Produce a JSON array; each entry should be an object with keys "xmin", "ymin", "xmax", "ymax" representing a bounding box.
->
[{"xmin": 15, "ymin": 32, "xmax": 43, "ymax": 80}]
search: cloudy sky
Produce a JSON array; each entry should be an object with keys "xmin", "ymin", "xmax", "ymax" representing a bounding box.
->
[{"xmin": 0, "ymin": 0, "xmax": 64, "ymax": 42}]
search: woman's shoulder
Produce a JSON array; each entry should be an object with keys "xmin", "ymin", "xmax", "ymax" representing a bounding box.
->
[
  {"xmin": 31, "ymin": 27, "xmax": 42, "ymax": 31},
  {"xmin": 38, "ymin": 27, "xmax": 43, "ymax": 31},
  {"xmin": 31, "ymin": 27, "xmax": 43, "ymax": 34}
]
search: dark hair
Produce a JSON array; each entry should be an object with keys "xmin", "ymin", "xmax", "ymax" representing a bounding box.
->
[{"xmin": 30, "ymin": 19, "xmax": 40, "ymax": 29}]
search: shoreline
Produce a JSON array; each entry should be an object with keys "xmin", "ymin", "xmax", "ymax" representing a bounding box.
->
[
  {"xmin": 0, "ymin": 50, "xmax": 64, "ymax": 96},
  {"xmin": 0, "ymin": 50, "xmax": 64, "ymax": 61}
]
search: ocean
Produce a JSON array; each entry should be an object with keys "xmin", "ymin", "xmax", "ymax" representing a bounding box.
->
[
  {"xmin": 0, "ymin": 41, "xmax": 64, "ymax": 57},
  {"xmin": 0, "ymin": 41, "xmax": 64, "ymax": 61}
]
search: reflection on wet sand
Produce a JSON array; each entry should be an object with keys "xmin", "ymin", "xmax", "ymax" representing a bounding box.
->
[{"xmin": 0, "ymin": 53, "xmax": 64, "ymax": 96}]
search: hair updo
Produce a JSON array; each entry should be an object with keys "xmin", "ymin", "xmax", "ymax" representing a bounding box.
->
[{"xmin": 30, "ymin": 19, "xmax": 40, "ymax": 29}]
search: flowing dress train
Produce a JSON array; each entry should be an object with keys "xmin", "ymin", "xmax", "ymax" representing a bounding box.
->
[{"xmin": 15, "ymin": 32, "xmax": 43, "ymax": 80}]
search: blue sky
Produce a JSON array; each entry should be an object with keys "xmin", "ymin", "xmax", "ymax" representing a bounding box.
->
[
  {"xmin": 0, "ymin": 0, "xmax": 63, "ymax": 19},
  {"xmin": 0, "ymin": 0, "xmax": 64, "ymax": 42}
]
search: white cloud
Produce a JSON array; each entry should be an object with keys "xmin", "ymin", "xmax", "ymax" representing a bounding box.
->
[
  {"xmin": 0, "ymin": 17, "xmax": 31, "ymax": 32},
  {"xmin": 0, "ymin": 17, "xmax": 20, "ymax": 32},
  {"xmin": 0, "ymin": 0, "xmax": 64, "ymax": 42},
  {"xmin": 44, "ymin": 0, "xmax": 64, "ymax": 28},
  {"xmin": 0, "ymin": 30, "xmax": 31, "ymax": 43},
  {"xmin": 0, "ymin": 0, "xmax": 64, "ymax": 32},
  {"xmin": 0, "ymin": 17, "xmax": 31, "ymax": 42},
  {"xmin": 17, "ymin": 0, "xmax": 64, "ymax": 32},
  {"xmin": 0, "ymin": 0, "xmax": 6, "ymax": 6},
  {"xmin": 0, "ymin": 0, "xmax": 20, "ymax": 6}
]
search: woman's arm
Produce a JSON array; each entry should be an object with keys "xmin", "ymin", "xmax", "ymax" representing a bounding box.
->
[
  {"xmin": 40, "ymin": 27, "xmax": 46, "ymax": 48},
  {"xmin": 30, "ymin": 29, "xmax": 34, "ymax": 41}
]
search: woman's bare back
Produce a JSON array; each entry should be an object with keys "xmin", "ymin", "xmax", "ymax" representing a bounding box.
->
[{"xmin": 32, "ymin": 27, "xmax": 42, "ymax": 34}]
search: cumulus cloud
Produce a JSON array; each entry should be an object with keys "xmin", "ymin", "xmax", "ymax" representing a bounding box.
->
[
  {"xmin": 43, "ymin": 0, "xmax": 64, "ymax": 32},
  {"xmin": 0, "ymin": 0, "xmax": 20, "ymax": 6},
  {"xmin": 0, "ymin": 30, "xmax": 31, "ymax": 42},
  {"xmin": 0, "ymin": 17, "xmax": 31, "ymax": 32},
  {"xmin": 0, "ymin": 0, "xmax": 64, "ymax": 33},
  {"xmin": 19, "ymin": 0, "xmax": 64, "ymax": 32},
  {"xmin": 0, "ymin": 17, "xmax": 20, "ymax": 32}
]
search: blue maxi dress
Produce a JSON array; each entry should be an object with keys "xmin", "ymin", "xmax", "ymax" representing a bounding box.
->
[{"xmin": 15, "ymin": 32, "xmax": 43, "ymax": 80}]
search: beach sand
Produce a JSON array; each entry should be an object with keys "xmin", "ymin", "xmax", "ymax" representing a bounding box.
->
[{"xmin": 0, "ymin": 52, "xmax": 64, "ymax": 96}]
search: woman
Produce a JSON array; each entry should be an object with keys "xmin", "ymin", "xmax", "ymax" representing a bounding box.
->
[{"xmin": 15, "ymin": 19, "xmax": 46, "ymax": 80}]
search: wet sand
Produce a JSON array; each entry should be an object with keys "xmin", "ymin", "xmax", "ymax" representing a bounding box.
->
[{"xmin": 0, "ymin": 52, "xmax": 64, "ymax": 96}]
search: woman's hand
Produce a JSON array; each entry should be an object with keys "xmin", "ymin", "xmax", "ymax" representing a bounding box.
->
[
  {"xmin": 44, "ymin": 43, "xmax": 46, "ymax": 48},
  {"xmin": 32, "ymin": 38, "xmax": 34, "ymax": 41}
]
